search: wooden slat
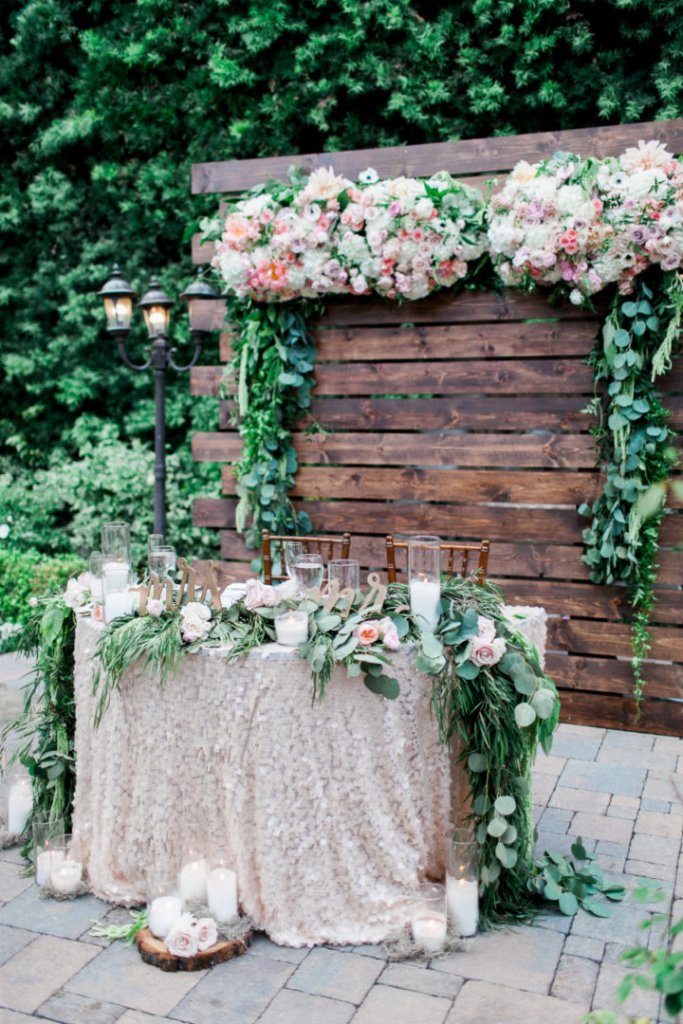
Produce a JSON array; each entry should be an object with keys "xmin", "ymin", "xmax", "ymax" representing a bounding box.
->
[
  {"xmin": 219, "ymin": 396, "xmax": 599, "ymax": 433},
  {"xmin": 547, "ymin": 618, "xmax": 683, "ymax": 662},
  {"xmin": 219, "ymin": 320, "xmax": 601, "ymax": 363},
  {"xmin": 194, "ymin": 431, "xmax": 598, "ymax": 469},
  {"xmin": 547, "ymin": 653, "xmax": 682, "ymax": 701},
  {"xmin": 192, "ymin": 118, "xmax": 683, "ymax": 194},
  {"xmin": 556, "ymin": 688, "xmax": 683, "ymax": 736},
  {"xmin": 190, "ymin": 288, "xmax": 603, "ymax": 332},
  {"xmin": 225, "ymin": 466, "xmax": 602, "ymax": 505},
  {"xmin": 492, "ymin": 579, "xmax": 682, "ymax": 626}
]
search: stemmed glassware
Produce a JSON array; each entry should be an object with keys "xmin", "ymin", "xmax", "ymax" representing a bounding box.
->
[{"xmin": 293, "ymin": 553, "xmax": 324, "ymax": 593}]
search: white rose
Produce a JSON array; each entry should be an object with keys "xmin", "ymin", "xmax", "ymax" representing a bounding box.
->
[
  {"xmin": 182, "ymin": 601, "xmax": 211, "ymax": 622},
  {"xmin": 64, "ymin": 577, "xmax": 89, "ymax": 610},
  {"xmin": 147, "ymin": 598, "xmax": 164, "ymax": 618},
  {"xmin": 476, "ymin": 616, "xmax": 497, "ymax": 643},
  {"xmin": 193, "ymin": 917, "xmax": 218, "ymax": 952},
  {"xmin": 470, "ymin": 636, "xmax": 507, "ymax": 667},
  {"xmin": 244, "ymin": 579, "xmax": 278, "ymax": 610},
  {"xmin": 166, "ymin": 914, "xmax": 199, "ymax": 958}
]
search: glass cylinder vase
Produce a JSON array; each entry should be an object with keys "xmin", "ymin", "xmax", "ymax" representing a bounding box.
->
[
  {"xmin": 103, "ymin": 566, "xmax": 133, "ymax": 624},
  {"xmin": 410, "ymin": 881, "xmax": 447, "ymax": 954},
  {"xmin": 446, "ymin": 827, "xmax": 479, "ymax": 936},
  {"xmin": 32, "ymin": 819, "xmax": 65, "ymax": 887},
  {"xmin": 147, "ymin": 876, "xmax": 183, "ymax": 939},
  {"xmin": 408, "ymin": 535, "xmax": 441, "ymax": 632},
  {"xmin": 101, "ymin": 521, "xmax": 131, "ymax": 568},
  {"xmin": 327, "ymin": 559, "xmax": 360, "ymax": 591},
  {"xmin": 5, "ymin": 770, "xmax": 32, "ymax": 837}
]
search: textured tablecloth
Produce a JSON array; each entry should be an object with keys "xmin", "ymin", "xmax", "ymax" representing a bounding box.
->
[{"xmin": 72, "ymin": 606, "xmax": 545, "ymax": 946}]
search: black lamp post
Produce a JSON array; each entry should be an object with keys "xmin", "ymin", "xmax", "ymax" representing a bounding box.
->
[{"xmin": 97, "ymin": 264, "xmax": 218, "ymax": 536}]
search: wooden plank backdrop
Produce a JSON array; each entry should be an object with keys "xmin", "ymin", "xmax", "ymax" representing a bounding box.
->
[{"xmin": 190, "ymin": 119, "xmax": 683, "ymax": 736}]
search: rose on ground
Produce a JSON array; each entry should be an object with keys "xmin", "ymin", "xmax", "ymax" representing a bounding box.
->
[
  {"xmin": 193, "ymin": 917, "xmax": 218, "ymax": 951},
  {"xmin": 165, "ymin": 914, "xmax": 199, "ymax": 958}
]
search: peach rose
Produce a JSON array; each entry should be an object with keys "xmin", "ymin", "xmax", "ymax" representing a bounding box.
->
[{"xmin": 355, "ymin": 621, "xmax": 380, "ymax": 646}]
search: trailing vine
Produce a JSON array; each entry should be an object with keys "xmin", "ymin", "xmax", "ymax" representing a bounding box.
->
[
  {"xmin": 1, "ymin": 594, "xmax": 78, "ymax": 853},
  {"xmin": 223, "ymin": 297, "xmax": 321, "ymax": 554},
  {"xmin": 580, "ymin": 271, "xmax": 682, "ymax": 708}
]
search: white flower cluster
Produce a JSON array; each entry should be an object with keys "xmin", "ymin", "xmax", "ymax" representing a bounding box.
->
[
  {"xmin": 488, "ymin": 140, "xmax": 683, "ymax": 300},
  {"xmin": 213, "ymin": 166, "xmax": 486, "ymax": 302},
  {"xmin": 165, "ymin": 913, "xmax": 218, "ymax": 957},
  {"xmin": 179, "ymin": 601, "xmax": 212, "ymax": 643}
]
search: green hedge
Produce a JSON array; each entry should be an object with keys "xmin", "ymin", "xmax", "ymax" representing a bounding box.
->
[{"xmin": 0, "ymin": 548, "xmax": 86, "ymax": 651}]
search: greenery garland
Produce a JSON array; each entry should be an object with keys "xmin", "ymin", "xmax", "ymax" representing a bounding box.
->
[
  {"xmin": 1, "ymin": 595, "xmax": 78, "ymax": 853},
  {"xmin": 580, "ymin": 271, "xmax": 682, "ymax": 707},
  {"xmin": 222, "ymin": 297, "xmax": 321, "ymax": 554}
]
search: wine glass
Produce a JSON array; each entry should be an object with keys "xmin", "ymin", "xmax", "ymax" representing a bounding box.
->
[
  {"xmin": 148, "ymin": 534, "xmax": 165, "ymax": 555},
  {"xmin": 148, "ymin": 545, "xmax": 177, "ymax": 580},
  {"xmin": 283, "ymin": 540, "xmax": 305, "ymax": 578},
  {"xmin": 293, "ymin": 553, "xmax": 324, "ymax": 592}
]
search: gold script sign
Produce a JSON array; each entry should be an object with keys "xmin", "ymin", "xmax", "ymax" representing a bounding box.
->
[{"xmin": 137, "ymin": 558, "xmax": 223, "ymax": 614}]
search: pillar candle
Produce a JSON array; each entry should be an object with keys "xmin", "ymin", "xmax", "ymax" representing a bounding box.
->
[
  {"xmin": 7, "ymin": 778, "xmax": 32, "ymax": 836},
  {"xmin": 148, "ymin": 895, "xmax": 182, "ymax": 939},
  {"xmin": 409, "ymin": 577, "xmax": 441, "ymax": 632},
  {"xmin": 411, "ymin": 913, "xmax": 447, "ymax": 953},
  {"xmin": 51, "ymin": 859, "xmax": 83, "ymax": 895},
  {"xmin": 104, "ymin": 591, "xmax": 133, "ymax": 624},
  {"xmin": 207, "ymin": 866, "xmax": 238, "ymax": 923},
  {"xmin": 179, "ymin": 858, "xmax": 208, "ymax": 903},
  {"xmin": 36, "ymin": 849, "xmax": 64, "ymax": 887},
  {"xmin": 446, "ymin": 875, "xmax": 479, "ymax": 936}
]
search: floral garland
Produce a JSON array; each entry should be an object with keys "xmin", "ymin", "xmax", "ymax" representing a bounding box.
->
[{"xmin": 204, "ymin": 138, "xmax": 682, "ymax": 701}]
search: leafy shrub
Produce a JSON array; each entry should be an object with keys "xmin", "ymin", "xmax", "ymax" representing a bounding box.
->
[{"xmin": 0, "ymin": 547, "xmax": 85, "ymax": 651}]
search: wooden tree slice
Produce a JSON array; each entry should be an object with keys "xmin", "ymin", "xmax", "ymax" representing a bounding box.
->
[{"xmin": 135, "ymin": 926, "xmax": 252, "ymax": 972}]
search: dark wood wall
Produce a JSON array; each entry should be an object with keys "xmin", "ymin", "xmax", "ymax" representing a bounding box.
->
[{"xmin": 189, "ymin": 119, "xmax": 683, "ymax": 736}]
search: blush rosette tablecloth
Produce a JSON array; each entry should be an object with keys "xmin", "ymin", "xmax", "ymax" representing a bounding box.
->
[{"xmin": 72, "ymin": 607, "xmax": 546, "ymax": 947}]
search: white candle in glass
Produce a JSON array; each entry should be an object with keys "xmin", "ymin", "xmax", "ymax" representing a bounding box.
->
[
  {"xmin": 207, "ymin": 866, "xmax": 238, "ymax": 923},
  {"xmin": 104, "ymin": 591, "xmax": 133, "ymax": 624},
  {"xmin": 274, "ymin": 611, "xmax": 308, "ymax": 646},
  {"xmin": 51, "ymin": 859, "xmax": 83, "ymax": 895},
  {"xmin": 148, "ymin": 895, "xmax": 183, "ymax": 938},
  {"xmin": 36, "ymin": 848, "xmax": 64, "ymax": 887},
  {"xmin": 102, "ymin": 562, "xmax": 130, "ymax": 584},
  {"xmin": 7, "ymin": 777, "xmax": 32, "ymax": 835},
  {"xmin": 409, "ymin": 575, "xmax": 441, "ymax": 632},
  {"xmin": 411, "ymin": 913, "xmax": 447, "ymax": 953},
  {"xmin": 446, "ymin": 875, "xmax": 479, "ymax": 936},
  {"xmin": 179, "ymin": 858, "xmax": 208, "ymax": 903},
  {"xmin": 90, "ymin": 577, "xmax": 104, "ymax": 604}
]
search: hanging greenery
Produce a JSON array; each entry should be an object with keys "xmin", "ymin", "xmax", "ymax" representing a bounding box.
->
[
  {"xmin": 224, "ymin": 297, "xmax": 321, "ymax": 555},
  {"xmin": 580, "ymin": 272, "xmax": 682, "ymax": 708}
]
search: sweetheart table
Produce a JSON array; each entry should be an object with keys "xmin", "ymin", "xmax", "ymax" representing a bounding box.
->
[{"xmin": 72, "ymin": 606, "xmax": 546, "ymax": 946}]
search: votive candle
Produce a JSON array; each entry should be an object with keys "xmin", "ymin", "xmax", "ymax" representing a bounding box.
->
[
  {"xmin": 51, "ymin": 859, "xmax": 83, "ymax": 895},
  {"xmin": 274, "ymin": 610, "xmax": 308, "ymax": 646}
]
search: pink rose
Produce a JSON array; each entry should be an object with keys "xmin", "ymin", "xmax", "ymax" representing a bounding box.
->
[
  {"xmin": 382, "ymin": 626, "xmax": 401, "ymax": 651},
  {"xmin": 147, "ymin": 598, "xmax": 164, "ymax": 618},
  {"xmin": 193, "ymin": 917, "xmax": 218, "ymax": 951},
  {"xmin": 470, "ymin": 636, "xmax": 507, "ymax": 667},
  {"xmin": 355, "ymin": 621, "xmax": 380, "ymax": 646},
  {"xmin": 166, "ymin": 914, "xmax": 199, "ymax": 957},
  {"xmin": 244, "ymin": 579, "xmax": 278, "ymax": 610}
]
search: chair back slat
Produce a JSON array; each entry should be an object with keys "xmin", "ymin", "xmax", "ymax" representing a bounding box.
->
[
  {"xmin": 385, "ymin": 536, "xmax": 490, "ymax": 585},
  {"xmin": 262, "ymin": 530, "xmax": 352, "ymax": 584}
]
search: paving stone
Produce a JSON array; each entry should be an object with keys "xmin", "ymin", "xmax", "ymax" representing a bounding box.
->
[
  {"xmin": 642, "ymin": 772, "xmax": 679, "ymax": 804},
  {"xmin": 551, "ymin": 787, "xmax": 610, "ymax": 814},
  {"xmin": 287, "ymin": 948, "xmax": 382, "ymax": 1004},
  {"xmin": 563, "ymin": 934, "xmax": 605, "ymax": 961},
  {"xmin": 629, "ymin": 833, "xmax": 680, "ymax": 867},
  {"xmin": 531, "ymin": 912, "xmax": 572, "ymax": 935},
  {"xmin": 593, "ymin": 962, "xmax": 660, "ymax": 1018},
  {"xmin": 0, "ymin": 847, "xmax": 25, "ymax": 867},
  {"xmin": 601, "ymin": 730, "xmax": 654, "ymax": 752},
  {"xmin": 641, "ymin": 798, "xmax": 672, "ymax": 813},
  {"xmin": 67, "ymin": 939, "xmax": 201, "ymax": 1017},
  {"xmin": 340, "ymin": 943, "xmax": 388, "ymax": 960},
  {"xmin": 625, "ymin": 859, "xmax": 676, "ymax": 882},
  {"xmin": 635, "ymin": 811, "xmax": 683, "ymax": 840},
  {"xmin": 0, "ymin": 924, "xmax": 35, "ymax": 967},
  {"xmin": 535, "ymin": 832, "xmax": 596, "ymax": 859},
  {"xmin": 82, "ymin": 906, "xmax": 140, "ymax": 948},
  {"xmin": 571, "ymin": 901, "xmax": 658, "ymax": 946},
  {"xmin": 550, "ymin": 730, "xmax": 604, "ymax": 761},
  {"xmin": 0, "ymin": 1011, "xmax": 40, "ymax": 1023},
  {"xmin": 116, "ymin": 1015, "xmax": 180, "ymax": 1024},
  {"xmin": 572, "ymin": 812, "xmax": 634, "ymax": 845},
  {"xmin": 249, "ymin": 932, "xmax": 310, "ymax": 964},
  {"xmin": 170, "ymin": 954, "xmax": 294, "ymax": 1024},
  {"xmin": 430, "ymin": 924, "xmax": 563, "ymax": 994},
  {"xmin": 0, "ymin": 934, "xmax": 99, "ymax": 1014},
  {"xmin": 653, "ymin": 736, "xmax": 683, "ymax": 755},
  {"xmin": 444, "ymin": 980, "xmax": 587, "ymax": 1024},
  {"xmin": 533, "ymin": 754, "xmax": 567, "ymax": 777},
  {"xmin": 560, "ymin": 760, "xmax": 646, "ymax": 798},
  {"xmin": 598, "ymin": 747, "xmax": 677, "ymax": 772},
  {"xmin": 551, "ymin": 953, "xmax": 598, "ymax": 1003},
  {"xmin": 538, "ymin": 807, "xmax": 572, "ymax": 834},
  {"xmin": 594, "ymin": 840, "xmax": 629, "ymax": 873},
  {"xmin": 0, "ymin": 884, "xmax": 110, "ymax": 940},
  {"xmin": 0, "ymin": 863, "xmax": 32, "ymax": 903},
  {"xmin": 607, "ymin": 795, "xmax": 640, "ymax": 820},
  {"xmin": 257, "ymin": 989, "xmax": 355, "ymax": 1024},
  {"xmin": 351, "ymin": 985, "xmax": 451, "ymax": 1024},
  {"xmin": 36, "ymin": 989, "xmax": 125, "ymax": 1024},
  {"xmin": 379, "ymin": 963, "xmax": 464, "ymax": 999},
  {"xmin": 531, "ymin": 773, "xmax": 556, "ymax": 805}
]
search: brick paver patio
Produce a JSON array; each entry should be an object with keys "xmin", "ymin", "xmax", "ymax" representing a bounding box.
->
[{"xmin": 0, "ymin": 653, "xmax": 681, "ymax": 1024}]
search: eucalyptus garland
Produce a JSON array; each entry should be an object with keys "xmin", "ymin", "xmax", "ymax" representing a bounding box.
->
[
  {"xmin": 1, "ymin": 594, "xmax": 78, "ymax": 852},
  {"xmin": 580, "ymin": 271, "xmax": 682, "ymax": 707},
  {"xmin": 224, "ymin": 297, "xmax": 321, "ymax": 553}
]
